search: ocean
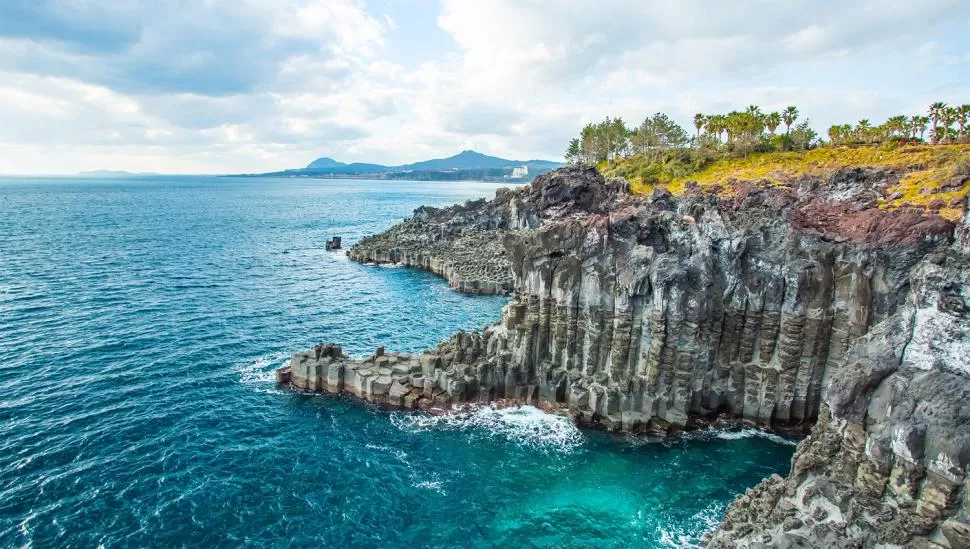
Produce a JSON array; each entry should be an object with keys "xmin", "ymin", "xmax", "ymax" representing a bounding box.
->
[{"xmin": 0, "ymin": 175, "xmax": 794, "ymax": 547}]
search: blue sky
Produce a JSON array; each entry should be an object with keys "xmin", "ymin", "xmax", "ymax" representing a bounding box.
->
[{"xmin": 1, "ymin": 0, "xmax": 969, "ymax": 174}]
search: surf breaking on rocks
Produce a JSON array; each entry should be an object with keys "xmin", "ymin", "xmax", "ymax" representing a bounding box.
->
[{"xmin": 390, "ymin": 404, "xmax": 584, "ymax": 454}]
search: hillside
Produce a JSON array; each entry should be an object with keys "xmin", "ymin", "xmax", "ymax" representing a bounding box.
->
[
  {"xmin": 397, "ymin": 150, "xmax": 562, "ymax": 172},
  {"xmin": 602, "ymin": 143, "xmax": 970, "ymax": 221},
  {"xmin": 305, "ymin": 157, "xmax": 345, "ymax": 169},
  {"xmin": 239, "ymin": 150, "xmax": 563, "ymax": 180}
]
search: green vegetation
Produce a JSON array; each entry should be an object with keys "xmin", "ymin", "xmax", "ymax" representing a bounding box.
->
[
  {"xmin": 826, "ymin": 103, "xmax": 969, "ymax": 146},
  {"xmin": 564, "ymin": 102, "xmax": 970, "ymax": 220}
]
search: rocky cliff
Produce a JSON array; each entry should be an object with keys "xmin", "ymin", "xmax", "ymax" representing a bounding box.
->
[
  {"xmin": 278, "ymin": 165, "xmax": 969, "ymax": 547},
  {"xmin": 707, "ymin": 205, "xmax": 970, "ymax": 548}
]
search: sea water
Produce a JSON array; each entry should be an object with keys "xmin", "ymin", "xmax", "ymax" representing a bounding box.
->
[{"xmin": 0, "ymin": 176, "xmax": 794, "ymax": 547}]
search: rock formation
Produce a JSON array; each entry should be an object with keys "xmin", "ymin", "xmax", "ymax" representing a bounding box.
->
[
  {"xmin": 707, "ymin": 204, "xmax": 970, "ymax": 548},
  {"xmin": 278, "ymin": 165, "xmax": 969, "ymax": 547}
]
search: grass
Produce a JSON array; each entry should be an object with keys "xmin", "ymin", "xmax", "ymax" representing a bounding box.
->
[{"xmin": 602, "ymin": 143, "xmax": 970, "ymax": 221}]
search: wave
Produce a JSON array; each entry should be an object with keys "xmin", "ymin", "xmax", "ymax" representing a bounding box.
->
[
  {"xmin": 684, "ymin": 426, "xmax": 798, "ymax": 447},
  {"xmin": 235, "ymin": 352, "xmax": 290, "ymax": 393},
  {"xmin": 411, "ymin": 477, "xmax": 447, "ymax": 495},
  {"xmin": 390, "ymin": 404, "xmax": 584, "ymax": 454},
  {"xmin": 656, "ymin": 501, "xmax": 726, "ymax": 548}
]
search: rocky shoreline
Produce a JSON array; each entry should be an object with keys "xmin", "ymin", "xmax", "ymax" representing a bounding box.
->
[
  {"xmin": 346, "ymin": 197, "xmax": 519, "ymax": 295},
  {"xmin": 277, "ymin": 166, "xmax": 970, "ymax": 547}
]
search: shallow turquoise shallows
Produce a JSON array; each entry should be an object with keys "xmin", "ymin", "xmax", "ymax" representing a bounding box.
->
[{"xmin": 0, "ymin": 176, "xmax": 794, "ymax": 548}]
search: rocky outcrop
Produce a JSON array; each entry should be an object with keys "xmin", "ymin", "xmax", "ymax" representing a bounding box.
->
[
  {"xmin": 285, "ymin": 167, "xmax": 953, "ymax": 432},
  {"xmin": 279, "ymin": 165, "xmax": 968, "ymax": 547},
  {"xmin": 346, "ymin": 167, "xmax": 629, "ymax": 294},
  {"xmin": 707, "ymin": 240, "xmax": 970, "ymax": 548}
]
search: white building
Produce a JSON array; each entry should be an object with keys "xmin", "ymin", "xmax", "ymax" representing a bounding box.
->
[{"xmin": 510, "ymin": 166, "xmax": 529, "ymax": 178}]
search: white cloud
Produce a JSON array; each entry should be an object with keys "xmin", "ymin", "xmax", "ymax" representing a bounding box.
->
[{"xmin": 0, "ymin": 0, "xmax": 969, "ymax": 174}]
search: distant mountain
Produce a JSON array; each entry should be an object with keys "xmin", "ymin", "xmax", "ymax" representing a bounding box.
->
[
  {"xmin": 244, "ymin": 150, "xmax": 564, "ymax": 180},
  {"xmin": 306, "ymin": 157, "xmax": 346, "ymax": 169},
  {"xmin": 400, "ymin": 150, "xmax": 517, "ymax": 171},
  {"xmin": 78, "ymin": 170, "xmax": 159, "ymax": 177}
]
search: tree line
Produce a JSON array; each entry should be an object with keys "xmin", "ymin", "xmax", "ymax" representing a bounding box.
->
[
  {"xmin": 566, "ymin": 101, "xmax": 970, "ymax": 166},
  {"xmin": 565, "ymin": 106, "xmax": 815, "ymax": 165},
  {"xmin": 827, "ymin": 102, "xmax": 970, "ymax": 146}
]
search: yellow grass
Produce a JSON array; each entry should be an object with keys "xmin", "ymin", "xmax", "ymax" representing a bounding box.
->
[{"xmin": 607, "ymin": 144, "xmax": 970, "ymax": 221}]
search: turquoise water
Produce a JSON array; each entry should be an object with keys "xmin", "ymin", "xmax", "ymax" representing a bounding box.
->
[{"xmin": 0, "ymin": 176, "xmax": 794, "ymax": 547}]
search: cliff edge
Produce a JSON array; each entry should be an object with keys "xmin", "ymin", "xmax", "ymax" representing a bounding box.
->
[{"xmin": 279, "ymin": 160, "xmax": 969, "ymax": 547}]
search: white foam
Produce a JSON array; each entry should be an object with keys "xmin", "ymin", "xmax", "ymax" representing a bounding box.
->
[
  {"xmin": 656, "ymin": 501, "xmax": 726, "ymax": 548},
  {"xmin": 364, "ymin": 443, "xmax": 409, "ymax": 464},
  {"xmin": 390, "ymin": 404, "xmax": 584, "ymax": 454},
  {"xmin": 412, "ymin": 477, "xmax": 447, "ymax": 495},
  {"xmin": 235, "ymin": 352, "xmax": 290, "ymax": 393},
  {"xmin": 686, "ymin": 427, "xmax": 797, "ymax": 447}
]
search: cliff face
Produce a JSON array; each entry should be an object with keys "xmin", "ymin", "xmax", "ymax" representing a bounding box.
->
[
  {"xmin": 494, "ymin": 174, "xmax": 945, "ymax": 433},
  {"xmin": 347, "ymin": 168, "xmax": 627, "ymax": 294},
  {"xmin": 708, "ymin": 213, "xmax": 970, "ymax": 548},
  {"xmin": 303, "ymin": 167, "xmax": 952, "ymax": 432},
  {"xmin": 278, "ymin": 165, "xmax": 969, "ymax": 547}
]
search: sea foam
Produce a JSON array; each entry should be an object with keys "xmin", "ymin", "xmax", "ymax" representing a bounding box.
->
[
  {"xmin": 685, "ymin": 426, "xmax": 798, "ymax": 446},
  {"xmin": 235, "ymin": 352, "xmax": 290, "ymax": 392},
  {"xmin": 390, "ymin": 404, "xmax": 584, "ymax": 453}
]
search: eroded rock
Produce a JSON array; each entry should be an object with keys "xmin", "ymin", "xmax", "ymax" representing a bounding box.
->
[{"xmin": 277, "ymin": 166, "xmax": 968, "ymax": 547}]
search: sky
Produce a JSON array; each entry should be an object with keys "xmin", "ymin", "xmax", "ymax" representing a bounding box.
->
[{"xmin": 1, "ymin": 0, "xmax": 969, "ymax": 175}]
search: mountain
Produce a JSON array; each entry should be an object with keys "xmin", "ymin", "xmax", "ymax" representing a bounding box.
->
[
  {"xmin": 78, "ymin": 170, "xmax": 159, "ymax": 177},
  {"xmin": 306, "ymin": 157, "xmax": 346, "ymax": 169},
  {"xmin": 400, "ymin": 150, "xmax": 516, "ymax": 171},
  {"xmin": 300, "ymin": 162, "xmax": 388, "ymax": 175},
  {"xmin": 252, "ymin": 150, "xmax": 564, "ymax": 180}
]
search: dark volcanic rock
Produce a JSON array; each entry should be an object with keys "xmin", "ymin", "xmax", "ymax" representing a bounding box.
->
[
  {"xmin": 346, "ymin": 166, "xmax": 628, "ymax": 294},
  {"xmin": 707, "ymin": 244, "xmax": 970, "ymax": 548},
  {"xmin": 281, "ymin": 166, "xmax": 968, "ymax": 548}
]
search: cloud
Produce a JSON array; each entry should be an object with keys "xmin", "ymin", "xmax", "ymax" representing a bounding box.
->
[
  {"xmin": 0, "ymin": 0, "xmax": 388, "ymax": 95},
  {"xmin": 426, "ymin": 0, "xmax": 968, "ymax": 159},
  {"xmin": 0, "ymin": 0, "xmax": 969, "ymax": 174}
]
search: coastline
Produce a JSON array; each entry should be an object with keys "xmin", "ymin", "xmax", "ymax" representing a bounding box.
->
[{"xmin": 277, "ymin": 165, "xmax": 970, "ymax": 547}]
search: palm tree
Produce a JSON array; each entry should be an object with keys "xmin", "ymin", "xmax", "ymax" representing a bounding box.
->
[
  {"xmin": 782, "ymin": 106, "xmax": 799, "ymax": 134},
  {"xmin": 693, "ymin": 113, "xmax": 706, "ymax": 140},
  {"xmin": 912, "ymin": 115, "xmax": 929, "ymax": 141},
  {"xmin": 765, "ymin": 112, "xmax": 782, "ymax": 136},
  {"xmin": 725, "ymin": 111, "xmax": 744, "ymax": 143},
  {"xmin": 958, "ymin": 105, "xmax": 970, "ymax": 140},
  {"xmin": 713, "ymin": 114, "xmax": 728, "ymax": 143},
  {"xmin": 928, "ymin": 102, "xmax": 947, "ymax": 142},
  {"xmin": 941, "ymin": 106, "xmax": 958, "ymax": 143},
  {"xmin": 856, "ymin": 119, "xmax": 872, "ymax": 143},
  {"xmin": 741, "ymin": 106, "xmax": 764, "ymax": 138},
  {"xmin": 703, "ymin": 116, "xmax": 718, "ymax": 143},
  {"xmin": 886, "ymin": 115, "xmax": 908, "ymax": 139},
  {"xmin": 827, "ymin": 125, "xmax": 842, "ymax": 146}
]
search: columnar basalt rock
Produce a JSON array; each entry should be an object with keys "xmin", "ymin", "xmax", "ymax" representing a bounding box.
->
[
  {"xmin": 346, "ymin": 167, "xmax": 629, "ymax": 295},
  {"xmin": 283, "ymin": 166, "xmax": 955, "ymax": 432},
  {"xmin": 707, "ymin": 242, "xmax": 970, "ymax": 548},
  {"xmin": 277, "ymin": 166, "xmax": 967, "ymax": 547}
]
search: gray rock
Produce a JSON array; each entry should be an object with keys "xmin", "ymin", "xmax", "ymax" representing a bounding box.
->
[{"xmin": 274, "ymin": 166, "xmax": 968, "ymax": 548}]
